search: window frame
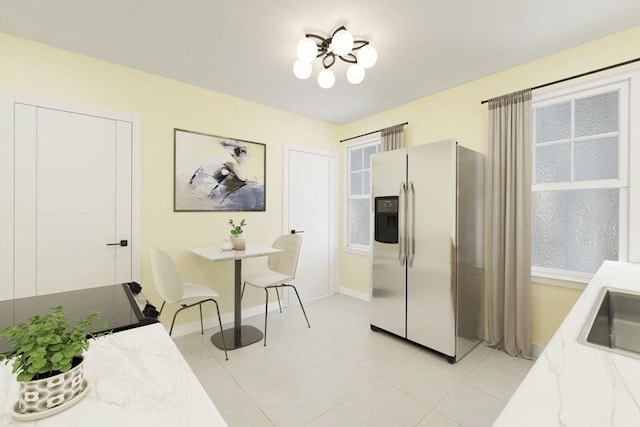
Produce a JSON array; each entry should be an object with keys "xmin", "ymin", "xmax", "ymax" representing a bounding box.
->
[
  {"xmin": 343, "ymin": 133, "xmax": 381, "ymax": 253},
  {"xmin": 531, "ymin": 70, "xmax": 639, "ymax": 287}
]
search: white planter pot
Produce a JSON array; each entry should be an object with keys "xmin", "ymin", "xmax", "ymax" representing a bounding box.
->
[
  {"xmin": 230, "ymin": 235, "xmax": 246, "ymax": 250},
  {"xmin": 17, "ymin": 356, "xmax": 85, "ymax": 414}
]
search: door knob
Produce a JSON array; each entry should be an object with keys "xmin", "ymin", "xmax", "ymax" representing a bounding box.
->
[
  {"xmin": 290, "ymin": 230, "xmax": 305, "ymax": 234},
  {"xmin": 106, "ymin": 240, "xmax": 128, "ymax": 247}
]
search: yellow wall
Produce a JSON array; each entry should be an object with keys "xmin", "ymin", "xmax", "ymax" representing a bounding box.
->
[
  {"xmin": 2, "ymin": 25, "xmax": 638, "ymax": 345},
  {"xmin": 336, "ymin": 25, "xmax": 640, "ymax": 347},
  {"xmin": 531, "ymin": 283, "xmax": 582, "ymax": 345},
  {"xmin": 0, "ymin": 32, "xmax": 339, "ymax": 326}
]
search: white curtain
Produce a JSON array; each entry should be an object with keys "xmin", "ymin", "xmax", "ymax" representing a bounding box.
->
[
  {"xmin": 487, "ymin": 89, "xmax": 532, "ymax": 359},
  {"xmin": 381, "ymin": 124, "xmax": 404, "ymax": 151}
]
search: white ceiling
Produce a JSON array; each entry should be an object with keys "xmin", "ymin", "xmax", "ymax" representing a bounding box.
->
[{"xmin": 0, "ymin": 1, "xmax": 639, "ymax": 124}]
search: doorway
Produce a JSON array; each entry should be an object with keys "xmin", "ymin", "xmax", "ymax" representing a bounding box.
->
[
  {"xmin": 284, "ymin": 146, "xmax": 337, "ymax": 302},
  {"xmin": 0, "ymin": 93, "xmax": 141, "ymax": 300}
]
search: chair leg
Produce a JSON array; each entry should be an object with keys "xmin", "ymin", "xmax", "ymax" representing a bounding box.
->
[
  {"xmin": 241, "ymin": 282, "xmax": 246, "ymax": 300},
  {"xmin": 263, "ymin": 288, "xmax": 269, "ymax": 346},
  {"xmin": 288, "ymin": 285, "xmax": 310, "ymax": 328},
  {"xmin": 212, "ymin": 300, "xmax": 228, "ymax": 361},
  {"xmin": 159, "ymin": 301, "xmax": 166, "ymax": 315},
  {"xmin": 199, "ymin": 303, "xmax": 204, "ymax": 334},
  {"xmin": 169, "ymin": 305, "xmax": 187, "ymax": 336},
  {"xmin": 275, "ymin": 287, "xmax": 282, "ymax": 313}
]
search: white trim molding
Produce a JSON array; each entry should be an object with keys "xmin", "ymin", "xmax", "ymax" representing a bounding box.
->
[{"xmin": 339, "ymin": 286, "xmax": 370, "ymax": 302}]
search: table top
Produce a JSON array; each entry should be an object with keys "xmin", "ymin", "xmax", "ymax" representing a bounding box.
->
[
  {"xmin": 189, "ymin": 243, "xmax": 281, "ymax": 262},
  {"xmin": 1, "ymin": 323, "xmax": 227, "ymax": 426}
]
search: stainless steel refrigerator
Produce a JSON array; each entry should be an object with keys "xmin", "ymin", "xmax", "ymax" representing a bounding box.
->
[{"xmin": 370, "ymin": 139, "xmax": 484, "ymax": 363}]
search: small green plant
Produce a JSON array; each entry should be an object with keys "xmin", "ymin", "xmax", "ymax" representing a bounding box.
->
[
  {"xmin": 228, "ymin": 218, "xmax": 246, "ymax": 236},
  {"xmin": 0, "ymin": 306, "xmax": 106, "ymax": 381}
]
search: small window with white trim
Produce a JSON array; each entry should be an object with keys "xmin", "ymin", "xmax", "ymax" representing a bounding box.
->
[
  {"xmin": 345, "ymin": 135, "xmax": 380, "ymax": 252},
  {"xmin": 531, "ymin": 72, "xmax": 639, "ymax": 284}
]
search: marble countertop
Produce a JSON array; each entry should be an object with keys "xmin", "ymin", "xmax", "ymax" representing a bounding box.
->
[
  {"xmin": 0, "ymin": 323, "xmax": 227, "ymax": 426},
  {"xmin": 493, "ymin": 261, "xmax": 640, "ymax": 427}
]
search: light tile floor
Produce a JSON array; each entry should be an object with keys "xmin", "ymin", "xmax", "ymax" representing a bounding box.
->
[{"xmin": 173, "ymin": 294, "xmax": 534, "ymax": 427}]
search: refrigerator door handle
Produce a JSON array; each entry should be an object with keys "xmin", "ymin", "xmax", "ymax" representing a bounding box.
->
[
  {"xmin": 408, "ymin": 181, "xmax": 416, "ymax": 267},
  {"xmin": 398, "ymin": 182, "xmax": 406, "ymax": 267}
]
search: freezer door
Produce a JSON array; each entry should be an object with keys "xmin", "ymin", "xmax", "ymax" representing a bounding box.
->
[
  {"xmin": 371, "ymin": 148, "xmax": 407, "ymax": 337},
  {"xmin": 456, "ymin": 146, "xmax": 484, "ymax": 360},
  {"xmin": 406, "ymin": 140, "xmax": 457, "ymax": 356}
]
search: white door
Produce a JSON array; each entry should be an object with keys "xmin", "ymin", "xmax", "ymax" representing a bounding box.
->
[
  {"xmin": 0, "ymin": 94, "xmax": 140, "ymax": 299},
  {"xmin": 285, "ymin": 147, "xmax": 337, "ymax": 301}
]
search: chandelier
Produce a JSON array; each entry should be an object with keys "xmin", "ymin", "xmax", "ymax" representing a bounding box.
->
[{"xmin": 293, "ymin": 26, "xmax": 378, "ymax": 89}]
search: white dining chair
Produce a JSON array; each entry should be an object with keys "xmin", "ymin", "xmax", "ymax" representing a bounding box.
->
[
  {"xmin": 241, "ymin": 233, "xmax": 310, "ymax": 345},
  {"xmin": 150, "ymin": 246, "xmax": 228, "ymax": 360}
]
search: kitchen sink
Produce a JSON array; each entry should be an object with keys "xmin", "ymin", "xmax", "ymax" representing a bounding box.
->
[{"xmin": 578, "ymin": 287, "xmax": 640, "ymax": 360}]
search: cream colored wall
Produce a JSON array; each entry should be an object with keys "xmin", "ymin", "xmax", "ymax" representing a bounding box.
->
[
  {"xmin": 0, "ymin": 32, "xmax": 339, "ymax": 327},
  {"xmin": 336, "ymin": 26, "xmax": 640, "ymax": 347},
  {"xmin": 3, "ymin": 26, "xmax": 638, "ymax": 344}
]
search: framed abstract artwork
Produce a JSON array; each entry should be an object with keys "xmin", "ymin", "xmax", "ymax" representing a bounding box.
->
[{"xmin": 174, "ymin": 129, "xmax": 266, "ymax": 211}]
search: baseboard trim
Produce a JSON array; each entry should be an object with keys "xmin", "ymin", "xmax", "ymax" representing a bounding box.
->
[
  {"xmin": 167, "ymin": 301, "xmax": 282, "ymax": 338},
  {"xmin": 339, "ymin": 286, "xmax": 370, "ymax": 301}
]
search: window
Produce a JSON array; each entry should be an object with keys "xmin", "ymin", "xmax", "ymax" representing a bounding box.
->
[
  {"xmin": 531, "ymin": 73, "xmax": 638, "ymax": 284},
  {"xmin": 345, "ymin": 135, "xmax": 380, "ymax": 251}
]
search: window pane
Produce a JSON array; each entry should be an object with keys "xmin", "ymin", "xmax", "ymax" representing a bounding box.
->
[
  {"xmin": 532, "ymin": 189, "xmax": 619, "ymax": 273},
  {"xmin": 363, "ymin": 170, "xmax": 371, "ymax": 194},
  {"xmin": 350, "ymin": 148, "xmax": 363, "ymax": 171},
  {"xmin": 575, "ymin": 136, "xmax": 619, "ymax": 181},
  {"xmin": 575, "ymin": 91, "xmax": 618, "ymax": 137},
  {"xmin": 350, "ymin": 172, "xmax": 363, "ymax": 195},
  {"xmin": 535, "ymin": 143, "xmax": 570, "ymax": 183},
  {"xmin": 535, "ymin": 102, "xmax": 570, "ymax": 143},
  {"xmin": 363, "ymin": 145, "xmax": 378, "ymax": 169},
  {"xmin": 350, "ymin": 199, "xmax": 370, "ymax": 246}
]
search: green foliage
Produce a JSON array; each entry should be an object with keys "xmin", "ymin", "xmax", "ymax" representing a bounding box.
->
[
  {"xmin": 0, "ymin": 306, "xmax": 106, "ymax": 382},
  {"xmin": 228, "ymin": 218, "xmax": 246, "ymax": 236}
]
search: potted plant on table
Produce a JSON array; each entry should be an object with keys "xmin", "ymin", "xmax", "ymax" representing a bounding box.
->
[
  {"xmin": 228, "ymin": 218, "xmax": 247, "ymax": 250},
  {"xmin": 0, "ymin": 306, "xmax": 105, "ymax": 417}
]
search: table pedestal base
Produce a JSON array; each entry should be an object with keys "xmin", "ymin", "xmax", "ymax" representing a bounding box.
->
[{"xmin": 211, "ymin": 325, "xmax": 263, "ymax": 350}]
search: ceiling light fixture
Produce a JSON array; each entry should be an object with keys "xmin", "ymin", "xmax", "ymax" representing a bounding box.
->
[{"xmin": 293, "ymin": 26, "xmax": 377, "ymax": 89}]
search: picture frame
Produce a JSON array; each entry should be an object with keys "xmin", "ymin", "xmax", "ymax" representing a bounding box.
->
[{"xmin": 174, "ymin": 129, "xmax": 266, "ymax": 212}]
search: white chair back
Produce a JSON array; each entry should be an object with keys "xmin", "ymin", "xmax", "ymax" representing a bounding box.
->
[
  {"xmin": 150, "ymin": 246, "xmax": 184, "ymax": 304},
  {"xmin": 268, "ymin": 234, "xmax": 302, "ymax": 279}
]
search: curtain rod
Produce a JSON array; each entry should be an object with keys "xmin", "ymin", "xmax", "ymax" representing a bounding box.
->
[
  {"xmin": 481, "ymin": 57, "xmax": 640, "ymax": 105},
  {"xmin": 340, "ymin": 122, "xmax": 408, "ymax": 143}
]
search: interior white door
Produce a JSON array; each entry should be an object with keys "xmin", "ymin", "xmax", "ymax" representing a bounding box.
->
[
  {"xmin": 13, "ymin": 105, "xmax": 132, "ymax": 297},
  {"xmin": 285, "ymin": 147, "xmax": 336, "ymax": 301}
]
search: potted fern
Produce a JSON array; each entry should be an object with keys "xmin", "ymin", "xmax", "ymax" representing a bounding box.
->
[
  {"xmin": 0, "ymin": 306, "xmax": 105, "ymax": 417},
  {"xmin": 228, "ymin": 218, "xmax": 247, "ymax": 250}
]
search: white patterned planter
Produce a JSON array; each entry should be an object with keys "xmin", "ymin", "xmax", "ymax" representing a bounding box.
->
[
  {"xmin": 231, "ymin": 235, "xmax": 246, "ymax": 250},
  {"xmin": 18, "ymin": 356, "xmax": 85, "ymax": 414}
]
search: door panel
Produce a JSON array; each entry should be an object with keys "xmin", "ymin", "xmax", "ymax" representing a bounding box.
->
[
  {"xmin": 115, "ymin": 121, "xmax": 133, "ymax": 284},
  {"xmin": 406, "ymin": 141, "xmax": 457, "ymax": 356},
  {"xmin": 14, "ymin": 104, "xmax": 37, "ymax": 298},
  {"xmin": 371, "ymin": 148, "xmax": 407, "ymax": 337},
  {"xmin": 287, "ymin": 149, "xmax": 334, "ymax": 301},
  {"xmin": 13, "ymin": 106, "xmax": 132, "ymax": 297}
]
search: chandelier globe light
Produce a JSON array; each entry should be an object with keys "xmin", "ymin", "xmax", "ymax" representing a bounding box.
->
[
  {"xmin": 297, "ymin": 38, "xmax": 318, "ymax": 62},
  {"xmin": 317, "ymin": 69, "xmax": 336, "ymax": 89},
  {"xmin": 293, "ymin": 59, "xmax": 313, "ymax": 79},
  {"xmin": 357, "ymin": 45, "xmax": 378, "ymax": 69},
  {"xmin": 346, "ymin": 64, "xmax": 365, "ymax": 84},
  {"xmin": 330, "ymin": 28, "xmax": 354, "ymax": 56},
  {"xmin": 294, "ymin": 25, "xmax": 377, "ymax": 89}
]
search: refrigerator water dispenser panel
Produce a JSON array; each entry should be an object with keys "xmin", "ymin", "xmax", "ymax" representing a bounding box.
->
[{"xmin": 374, "ymin": 196, "xmax": 399, "ymax": 244}]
